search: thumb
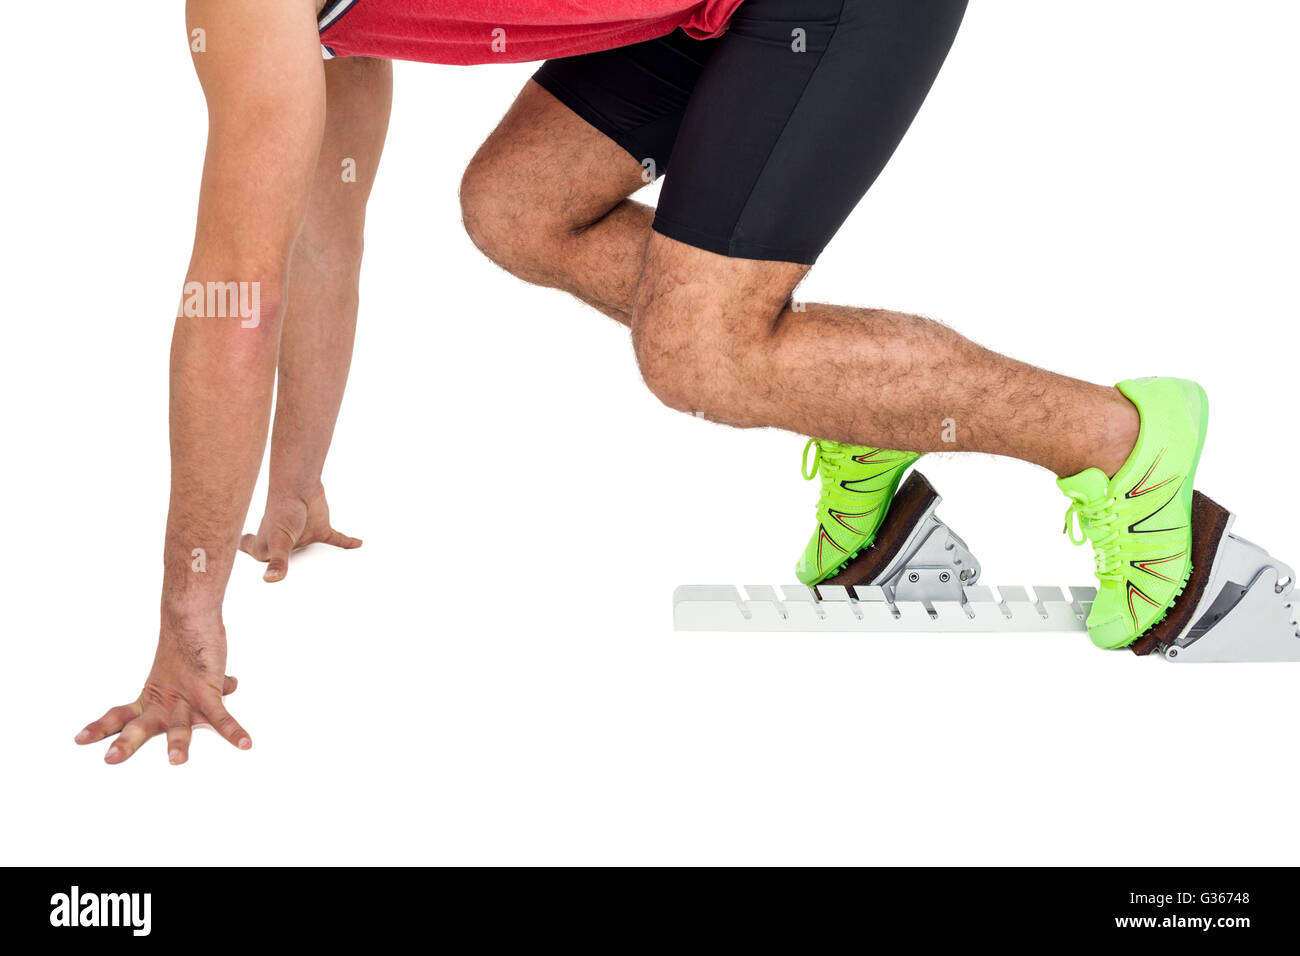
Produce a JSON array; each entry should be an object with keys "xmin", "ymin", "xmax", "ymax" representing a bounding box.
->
[
  {"xmin": 263, "ymin": 527, "xmax": 297, "ymax": 582},
  {"xmin": 239, "ymin": 532, "xmax": 268, "ymax": 560},
  {"xmin": 325, "ymin": 528, "xmax": 363, "ymax": 550}
]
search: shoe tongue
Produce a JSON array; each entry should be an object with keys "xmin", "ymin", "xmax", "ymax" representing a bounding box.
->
[{"xmin": 1056, "ymin": 467, "xmax": 1110, "ymax": 503}]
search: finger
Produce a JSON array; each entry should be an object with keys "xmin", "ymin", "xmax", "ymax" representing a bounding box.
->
[
  {"xmin": 166, "ymin": 701, "xmax": 193, "ymax": 765},
  {"xmin": 263, "ymin": 528, "xmax": 297, "ymax": 582},
  {"xmin": 104, "ymin": 712, "xmax": 164, "ymax": 765},
  {"xmin": 206, "ymin": 699, "xmax": 252, "ymax": 751},
  {"xmin": 222, "ymin": 675, "xmax": 239, "ymax": 696},
  {"xmin": 239, "ymin": 532, "xmax": 268, "ymax": 561},
  {"xmin": 76, "ymin": 703, "xmax": 142, "ymax": 745},
  {"xmin": 324, "ymin": 528, "xmax": 362, "ymax": 550}
]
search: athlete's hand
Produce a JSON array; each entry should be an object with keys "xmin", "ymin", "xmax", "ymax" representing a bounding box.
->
[
  {"xmin": 240, "ymin": 485, "xmax": 361, "ymax": 582},
  {"xmin": 75, "ymin": 621, "xmax": 250, "ymax": 765}
]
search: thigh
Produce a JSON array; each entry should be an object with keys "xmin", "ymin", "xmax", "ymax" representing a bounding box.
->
[
  {"xmin": 532, "ymin": 28, "xmax": 719, "ymax": 180},
  {"xmin": 464, "ymin": 24, "xmax": 720, "ymax": 231},
  {"xmin": 463, "ymin": 79, "xmax": 648, "ymax": 231},
  {"xmin": 655, "ymin": 0, "xmax": 969, "ymax": 265}
]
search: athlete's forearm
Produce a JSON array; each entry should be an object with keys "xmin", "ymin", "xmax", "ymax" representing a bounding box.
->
[
  {"xmin": 163, "ymin": 291, "xmax": 284, "ymax": 618},
  {"xmin": 265, "ymin": 257, "xmax": 357, "ymax": 500}
]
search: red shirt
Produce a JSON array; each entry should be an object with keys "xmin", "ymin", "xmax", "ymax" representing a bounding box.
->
[{"xmin": 319, "ymin": 1, "xmax": 745, "ymax": 65}]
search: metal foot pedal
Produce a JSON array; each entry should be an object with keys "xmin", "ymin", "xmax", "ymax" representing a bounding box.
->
[
  {"xmin": 673, "ymin": 478, "xmax": 1299, "ymax": 661},
  {"xmin": 819, "ymin": 471, "xmax": 982, "ymax": 603},
  {"xmin": 1129, "ymin": 491, "xmax": 1299, "ymax": 662}
]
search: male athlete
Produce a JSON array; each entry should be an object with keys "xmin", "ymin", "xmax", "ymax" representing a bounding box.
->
[{"xmin": 76, "ymin": 0, "xmax": 1209, "ymax": 764}]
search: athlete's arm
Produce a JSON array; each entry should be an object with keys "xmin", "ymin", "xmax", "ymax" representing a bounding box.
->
[
  {"xmin": 76, "ymin": 0, "xmax": 326, "ymax": 764},
  {"xmin": 240, "ymin": 56, "xmax": 393, "ymax": 582}
]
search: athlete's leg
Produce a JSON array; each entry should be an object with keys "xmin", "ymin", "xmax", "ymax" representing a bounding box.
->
[
  {"xmin": 631, "ymin": 234, "xmax": 1138, "ymax": 478},
  {"xmin": 464, "ymin": 4, "xmax": 1200, "ymax": 648},
  {"xmin": 629, "ymin": 0, "xmax": 1201, "ymax": 650}
]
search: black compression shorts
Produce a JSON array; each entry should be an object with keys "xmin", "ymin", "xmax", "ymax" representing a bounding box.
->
[{"xmin": 533, "ymin": 0, "xmax": 968, "ymax": 265}]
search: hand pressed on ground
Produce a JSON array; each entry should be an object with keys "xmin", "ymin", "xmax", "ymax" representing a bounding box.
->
[
  {"xmin": 240, "ymin": 485, "xmax": 361, "ymax": 583},
  {"xmin": 75, "ymin": 620, "xmax": 248, "ymax": 766}
]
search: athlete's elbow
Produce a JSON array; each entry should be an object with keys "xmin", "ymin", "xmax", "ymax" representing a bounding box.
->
[{"xmin": 175, "ymin": 273, "xmax": 286, "ymax": 341}]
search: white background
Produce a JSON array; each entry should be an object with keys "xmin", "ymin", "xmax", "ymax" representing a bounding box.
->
[{"xmin": 2, "ymin": 1, "xmax": 1297, "ymax": 865}]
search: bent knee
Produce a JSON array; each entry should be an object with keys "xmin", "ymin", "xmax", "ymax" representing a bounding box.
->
[
  {"xmin": 459, "ymin": 157, "xmax": 574, "ymax": 282},
  {"xmin": 635, "ymin": 345, "xmax": 704, "ymax": 416},
  {"xmin": 458, "ymin": 160, "xmax": 519, "ymax": 263},
  {"xmin": 632, "ymin": 235, "xmax": 806, "ymax": 422},
  {"xmin": 632, "ymin": 290, "xmax": 754, "ymax": 423}
]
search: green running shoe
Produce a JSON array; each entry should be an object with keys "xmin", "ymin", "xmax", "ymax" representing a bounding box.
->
[
  {"xmin": 1057, "ymin": 377, "xmax": 1210, "ymax": 649},
  {"xmin": 796, "ymin": 440, "xmax": 921, "ymax": 586}
]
